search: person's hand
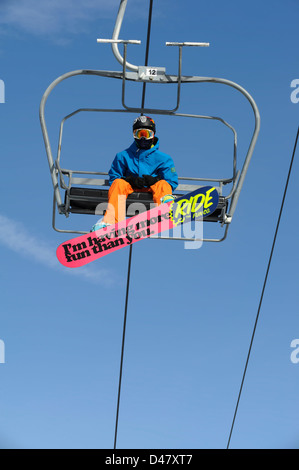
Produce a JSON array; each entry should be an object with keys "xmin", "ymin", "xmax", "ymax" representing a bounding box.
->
[
  {"xmin": 122, "ymin": 175, "xmax": 145, "ymax": 189},
  {"xmin": 142, "ymin": 174, "xmax": 161, "ymax": 187}
]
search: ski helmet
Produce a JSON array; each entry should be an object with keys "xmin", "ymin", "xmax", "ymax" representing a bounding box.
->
[
  {"xmin": 133, "ymin": 115, "xmax": 156, "ymax": 133},
  {"xmin": 133, "ymin": 115, "xmax": 156, "ymax": 149}
]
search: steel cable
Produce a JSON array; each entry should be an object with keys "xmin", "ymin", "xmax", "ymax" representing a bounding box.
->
[
  {"xmin": 113, "ymin": 0, "xmax": 154, "ymax": 449},
  {"xmin": 227, "ymin": 126, "xmax": 299, "ymax": 449}
]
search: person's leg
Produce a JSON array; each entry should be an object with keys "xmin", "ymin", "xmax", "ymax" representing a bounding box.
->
[
  {"xmin": 150, "ymin": 180, "xmax": 174, "ymax": 205},
  {"xmin": 103, "ymin": 178, "xmax": 134, "ymax": 224}
]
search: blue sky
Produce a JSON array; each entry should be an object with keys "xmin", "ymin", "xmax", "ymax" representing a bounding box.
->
[{"xmin": 0, "ymin": 0, "xmax": 298, "ymax": 449}]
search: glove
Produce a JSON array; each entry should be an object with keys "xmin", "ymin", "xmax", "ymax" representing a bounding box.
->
[
  {"xmin": 122, "ymin": 175, "xmax": 145, "ymax": 189},
  {"xmin": 142, "ymin": 174, "xmax": 161, "ymax": 187}
]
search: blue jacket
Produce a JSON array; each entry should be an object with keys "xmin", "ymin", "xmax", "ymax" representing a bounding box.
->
[{"xmin": 108, "ymin": 138, "xmax": 178, "ymax": 191}]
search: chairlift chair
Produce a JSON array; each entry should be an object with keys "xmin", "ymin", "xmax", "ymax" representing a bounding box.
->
[{"xmin": 40, "ymin": 0, "xmax": 260, "ymax": 242}]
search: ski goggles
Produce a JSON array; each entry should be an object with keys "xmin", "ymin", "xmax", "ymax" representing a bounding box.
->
[{"xmin": 133, "ymin": 128, "xmax": 154, "ymax": 139}]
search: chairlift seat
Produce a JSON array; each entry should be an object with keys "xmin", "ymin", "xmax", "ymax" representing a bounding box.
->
[{"xmin": 65, "ymin": 185, "xmax": 228, "ymax": 222}]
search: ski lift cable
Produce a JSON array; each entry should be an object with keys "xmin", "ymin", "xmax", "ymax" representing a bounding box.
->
[
  {"xmin": 227, "ymin": 125, "xmax": 299, "ymax": 449},
  {"xmin": 113, "ymin": 243, "xmax": 133, "ymax": 450},
  {"xmin": 113, "ymin": 0, "xmax": 154, "ymax": 450}
]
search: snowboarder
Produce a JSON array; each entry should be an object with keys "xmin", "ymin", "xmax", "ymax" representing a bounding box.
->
[{"xmin": 91, "ymin": 115, "xmax": 178, "ymax": 231}]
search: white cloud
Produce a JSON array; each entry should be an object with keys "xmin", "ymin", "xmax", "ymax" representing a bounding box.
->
[
  {"xmin": 0, "ymin": 213, "xmax": 116, "ymax": 287},
  {"xmin": 0, "ymin": 0, "xmax": 120, "ymax": 37}
]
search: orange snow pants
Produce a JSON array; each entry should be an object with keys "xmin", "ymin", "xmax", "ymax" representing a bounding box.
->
[{"xmin": 103, "ymin": 178, "xmax": 173, "ymax": 224}]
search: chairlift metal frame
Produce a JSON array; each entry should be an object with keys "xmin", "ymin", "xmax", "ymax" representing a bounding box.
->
[{"xmin": 40, "ymin": 0, "xmax": 260, "ymax": 242}]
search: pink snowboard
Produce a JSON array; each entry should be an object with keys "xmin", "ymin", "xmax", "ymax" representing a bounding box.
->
[{"xmin": 56, "ymin": 186, "xmax": 219, "ymax": 268}]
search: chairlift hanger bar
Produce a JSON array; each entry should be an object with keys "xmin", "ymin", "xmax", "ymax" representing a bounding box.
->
[
  {"xmin": 111, "ymin": 0, "xmax": 139, "ymax": 71},
  {"xmin": 110, "ymin": 0, "xmax": 211, "ymax": 72}
]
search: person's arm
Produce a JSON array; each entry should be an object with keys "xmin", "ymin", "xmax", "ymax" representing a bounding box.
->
[
  {"xmin": 108, "ymin": 153, "xmax": 127, "ymax": 185},
  {"xmin": 158, "ymin": 155, "xmax": 178, "ymax": 191}
]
